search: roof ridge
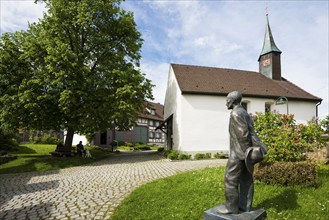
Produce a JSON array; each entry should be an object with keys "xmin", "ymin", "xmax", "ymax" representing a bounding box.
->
[{"xmin": 171, "ymin": 63, "xmax": 259, "ymax": 75}]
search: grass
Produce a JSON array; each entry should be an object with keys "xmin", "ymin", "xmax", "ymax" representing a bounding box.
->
[
  {"xmin": 111, "ymin": 165, "xmax": 329, "ymax": 220},
  {"xmin": 0, "ymin": 144, "xmax": 113, "ymax": 174}
]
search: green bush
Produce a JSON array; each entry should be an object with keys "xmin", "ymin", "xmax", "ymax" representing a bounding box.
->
[
  {"xmin": 30, "ymin": 133, "xmax": 60, "ymax": 144},
  {"xmin": 205, "ymin": 153, "xmax": 212, "ymax": 159},
  {"xmin": 194, "ymin": 153, "xmax": 206, "ymax": 160},
  {"xmin": 0, "ymin": 128, "xmax": 19, "ymax": 151},
  {"xmin": 178, "ymin": 153, "xmax": 191, "ymax": 160},
  {"xmin": 167, "ymin": 150, "xmax": 180, "ymax": 160},
  {"xmin": 126, "ymin": 142, "xmax": 135, "ymax": 148},
  {"xmin": 84, "ymin": 132, "xmax": 96, "ymax": 144},
  {"xmin": 214, "ymin": 151, "xmax": 228, "ymax": 159},
  {"xmin": 118, "ymin": 141, "xmax": 126, "ymax": 146},
  {"xmin": 253, "ymin": 112, "xmax": 325, "ymax": 163},
  {"xmin": 157, "ymin": 147, "xmax": 164, "ymax": 152},
  {"xmin": 254, "ymin": 161, "xmax": 318, "ymax": 186},
  {"xmin": 134, "ymin": 144, "xmax": 151, "ymax": 151},
  {"xmin": 164, "ymin": 150, "xmax": 172, "ymax": 157}
]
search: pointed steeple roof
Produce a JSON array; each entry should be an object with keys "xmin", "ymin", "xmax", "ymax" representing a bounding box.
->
[{"xmin": 258, "ymin": 14, "xmax": 281, "ymax": 61}]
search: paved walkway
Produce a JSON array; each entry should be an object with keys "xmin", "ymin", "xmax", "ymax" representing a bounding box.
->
[{"xmin": 0, "ymin": 151, "xmax": 227, "ymax": 220}]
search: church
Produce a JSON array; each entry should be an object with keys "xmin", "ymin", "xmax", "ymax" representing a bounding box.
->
[{"xmin": 161, "ymin": 15, "xmax": 322, "ymax": 155}]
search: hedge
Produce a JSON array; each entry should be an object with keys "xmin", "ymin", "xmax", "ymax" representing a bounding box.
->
[{"xmin": 254, "ymin": 161, "xmax": 318, "ymax": 187}]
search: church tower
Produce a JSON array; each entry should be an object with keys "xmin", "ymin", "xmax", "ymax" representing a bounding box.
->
[{"xmin": 258, "ymin": 14, "xmax": 282, "ymax": 80}]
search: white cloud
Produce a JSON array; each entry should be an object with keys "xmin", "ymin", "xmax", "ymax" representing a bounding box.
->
[
  {"xmin": 140, "ymin": 60, "xmax": 169, "ymax": 104},
  {"xmin": 133, "ymin": 1, "xmax": 328, "ymax": 118},
  {"xmin": 0, "ymin": 1, "xmax": 45, "ymax": 34},
  {"xmin": 1, "ymin": 0, "xmax": 328, "ymax": 118}
]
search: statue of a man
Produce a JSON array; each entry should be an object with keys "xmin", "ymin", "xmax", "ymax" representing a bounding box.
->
[{"xmin": 217, "ymin": 91, "xmax": 268, "ymax": 214}]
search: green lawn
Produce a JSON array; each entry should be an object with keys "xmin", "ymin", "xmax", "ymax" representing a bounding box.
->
[
  {"xmin": 111, "ymin": 165, "xmax": 329, "ymax": 220},
  {"xmin": 0, "ymin": 144, "xmax": 113, "ymax": 174}
]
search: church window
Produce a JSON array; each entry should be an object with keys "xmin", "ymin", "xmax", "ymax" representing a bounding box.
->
[{"xmin": 265, "ymin": 103, "xmax": 272, "ymax": 112}]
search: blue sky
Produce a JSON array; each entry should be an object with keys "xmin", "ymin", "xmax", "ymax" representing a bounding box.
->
[{"xmin": 1, "ymin": 0, "xmax": 328, "ymax": 119}]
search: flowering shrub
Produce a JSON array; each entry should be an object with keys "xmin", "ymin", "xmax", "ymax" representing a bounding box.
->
[{"xmin": 252, "ymin": 112, "xmax": 325, "ymax": 163}]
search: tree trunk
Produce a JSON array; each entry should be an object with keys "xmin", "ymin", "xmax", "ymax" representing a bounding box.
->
[{"xmin": 65, "ymin": 128, "xmax": 74, "ymax": 151}]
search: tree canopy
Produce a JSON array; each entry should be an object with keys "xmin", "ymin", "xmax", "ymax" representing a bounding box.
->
[{"xmin": 0, "ymin": 0, "xmax": 153, "ymax": 148}]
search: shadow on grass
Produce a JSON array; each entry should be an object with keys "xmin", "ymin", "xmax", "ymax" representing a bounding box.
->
[
  {"xmin": 1, "ymin": 148, "xmax": 163, "ymax": 174},
  {"xmin": 256, "ymin": 188, "xmax": 299, "ymax": 212},
  {"xmin": 12, "ymin": 145, "xmax": 37, "ymax": 154}
]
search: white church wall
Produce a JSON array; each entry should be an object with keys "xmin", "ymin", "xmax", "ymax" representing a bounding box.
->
[
  {"xmin": 172, "ymin": 95, "xmax": 318, "ymax": 155},
  {"xmin": 272, "ymin": 100, "xmax": 317, "ymax": 124},
  {"xmin": 164, "ymin": 66, "xmax": 182, "ymax": 150},
  {"xmin": 242, "ymin": 97, "xmax": 317, "ymax": 124},
  {"xmin": 179, "ymin": 94, "xmax": 230, "ymax": 154},
  {"xmin": 63, "ymin": 132, "xmax": 87, "ymax": 146}
]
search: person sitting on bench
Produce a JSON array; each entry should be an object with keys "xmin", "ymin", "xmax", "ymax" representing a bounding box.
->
[{"xmin": 76, "ymin": 141, "xmax": 85, "ymax": 157}]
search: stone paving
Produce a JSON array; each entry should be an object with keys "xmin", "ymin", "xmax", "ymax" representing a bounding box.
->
[{"xmin": 0, "ymin": 151, "xmax": 227, "ymax": 220}]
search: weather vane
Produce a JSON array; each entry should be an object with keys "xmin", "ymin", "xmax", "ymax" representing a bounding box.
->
[{"xmin": 265, "ymin": 1, "xmax": 269, "ymax": 16}]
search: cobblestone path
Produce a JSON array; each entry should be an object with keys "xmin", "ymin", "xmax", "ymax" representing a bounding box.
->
[{"xmin": 0, "ymin": 151, "xmax": 226, "ymax": 220}]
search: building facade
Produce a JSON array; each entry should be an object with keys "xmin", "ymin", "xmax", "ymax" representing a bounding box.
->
[
  {"xmin": 93, "ymin": 101, "xmax": 165, "ymax": 149},
  {"xmin": 162, "ymin": 15, "xmax": 322, "ymax": 155}
]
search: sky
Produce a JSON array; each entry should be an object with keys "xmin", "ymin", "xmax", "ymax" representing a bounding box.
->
[{"xmin": 0, "ymin": 0, "xmax": 328, "ymax": 119}]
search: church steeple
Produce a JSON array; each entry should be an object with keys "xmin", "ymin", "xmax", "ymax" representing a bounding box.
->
[{"xmin": 258, "ymin": 14, "xmax": 282, "ymax": 80}]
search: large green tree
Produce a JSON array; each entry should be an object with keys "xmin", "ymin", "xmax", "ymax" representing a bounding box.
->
[{"xmin": 0, "ymin": 0, "xmax": 153, "ymax": 149}]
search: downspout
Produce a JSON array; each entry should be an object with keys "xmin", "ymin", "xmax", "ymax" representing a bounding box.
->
[{"xmin": 316, "ymin": 101, "xmax": 322, "ymax": 123}]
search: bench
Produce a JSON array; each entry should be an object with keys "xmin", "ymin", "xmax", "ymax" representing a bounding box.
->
[
  {"xmin": 50, "ymin": 146, "xmax": 78, "ymax": 157},
  {"xmin": 50, "ymin": 151, "xmax": 73, "ymax": 157}
]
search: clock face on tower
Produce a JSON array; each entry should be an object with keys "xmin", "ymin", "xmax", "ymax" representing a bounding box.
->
[{"xmin": 262, "ymin": 58, "xmax": 271, "ymax": 67}]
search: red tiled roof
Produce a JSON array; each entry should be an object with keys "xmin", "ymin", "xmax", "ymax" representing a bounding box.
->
[
  {"xmin": 139, "ymin": 101, "xmax": 164, "ymax": 121},
  {"xmin": 171, "ymin": 64, "xmax": 322, "ymax": 102}
]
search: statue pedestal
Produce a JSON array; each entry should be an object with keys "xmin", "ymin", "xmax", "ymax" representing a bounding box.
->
[{"xmin": 204, "ymin": 205, "xmax": 266, "ymax": 220}]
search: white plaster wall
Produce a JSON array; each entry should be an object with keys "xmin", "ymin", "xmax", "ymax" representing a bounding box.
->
[
  {"xmin": 164, "ymin": 66, "xmax": 182, "ymax": 149},
  {"xmin": 63, "ymin": 132, "xmax": 88, "ymax": 145},
  {"xmin": 180, "ymin": 95, "xmax": 230, "ymax": 153},
  {"xmin": 176, "ymin": 95, "xmax": 318, "ymax": 154},
  {"xmin": 273, "ymin": 100, "xmax": 317, "ymax": 124},
  {"xmin": 242, "ymin": 97, "xmax": 318, "ymax": 124}
]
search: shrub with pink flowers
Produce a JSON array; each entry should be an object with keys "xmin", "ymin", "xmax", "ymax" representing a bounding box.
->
[{"xmin": 252, "ymin": 112, "xmax": 325, "ymax": 163}]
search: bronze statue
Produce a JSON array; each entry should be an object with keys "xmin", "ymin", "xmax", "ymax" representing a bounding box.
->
[{"xmin": 217, "ymin": 91, "xmax": 268, "ymax": 214}]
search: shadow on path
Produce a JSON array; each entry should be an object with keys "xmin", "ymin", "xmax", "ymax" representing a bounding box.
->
[
  {"xmin": 0, "ymin": 170, "xmax": 60, "ymax": 218},
  {"xmin": 87, "ymin": 150, "xmax": 166, "ymax": 166}
]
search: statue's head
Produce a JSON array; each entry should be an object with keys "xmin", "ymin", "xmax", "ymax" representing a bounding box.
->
[{"xmin": 226, "ymin": 91, "xmax": 242, "ymax": 110}]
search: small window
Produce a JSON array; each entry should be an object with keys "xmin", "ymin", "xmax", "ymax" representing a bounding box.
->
[
  {"xmin": 265, "ymin": 103, "xmax": 272, "ymax": 113},
  {"xmin": 155, "ymin": 132, "xmax": 161, "ymax": 138},
  {"xmin": 150, "ymin": 109, "xmax": 156, "ymax": 115},
  {"xmin": 149, "ymin": 120, "xmax": 154, "ymax": 126},
  {"xmin": 149, "ymin": 132, "xmax": 154, "ymax": 139}
]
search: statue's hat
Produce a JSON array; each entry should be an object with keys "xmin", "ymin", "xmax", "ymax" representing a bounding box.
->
[{"xmin": 245, "ymin": 146, "xmax": 265, "ymax": 173}]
